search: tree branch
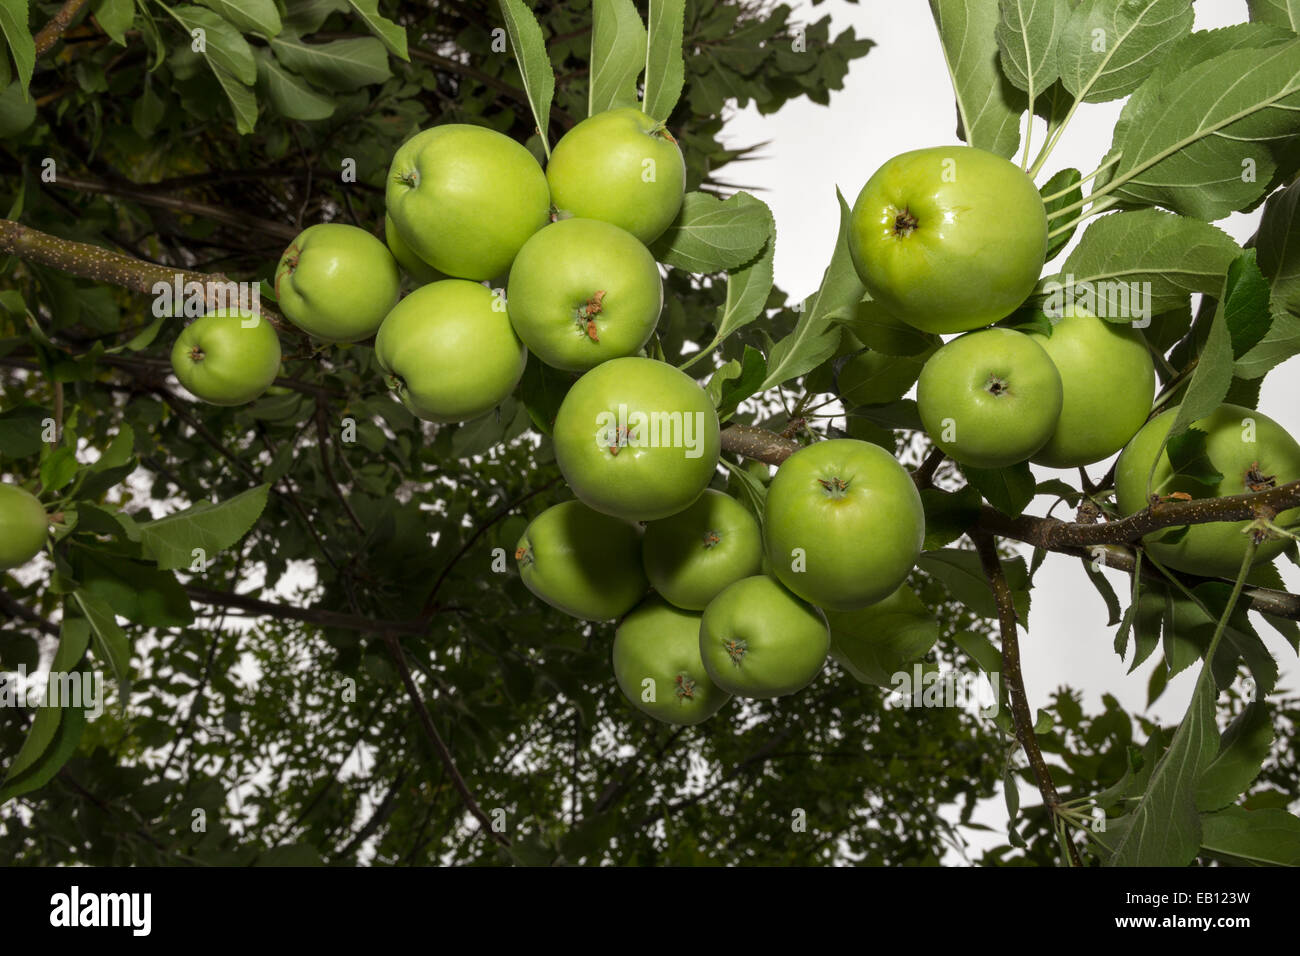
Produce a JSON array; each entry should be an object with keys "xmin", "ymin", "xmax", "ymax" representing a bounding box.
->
[
  {"xmin": 34, "ymin": 0, "xmax": 89, "ymax": 57},
  {"xmin": 971, "ymin": 530, "xmax": 1082, "ymax": 867},
  {"xmin": 185, "ymin": 585, "xmax": 427, "ymax": 636},
  {"xmin": 719, "ymin": 422, "xmax": 801, "ymax": 465}
]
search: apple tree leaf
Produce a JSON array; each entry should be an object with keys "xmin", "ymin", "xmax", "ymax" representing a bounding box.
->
[
  {"xmin": 0, "ymin": 0, "xmax": 34, "ymax": 98},
  {"xmin": 344, "ymin": 0, "xmax": 407, "ymax": 59},
  {"xmin": 1196, "ymin": 701, "xmax": 1273, "ymax": 813},
  {"xmin": 589, "ymin": 0, "xmax": 646, "ymax": 115},
  {"xmin": 197, "ymin": 0, "xmax": 282, "ymax": 37},
  {"xmin": 995, "ymin": 0, "xmax": 1069, "ymax": 99},
  {"xmin": 1198, "ymin": 806, "xmax": 1300, "ymax": 866},
  {"xmin": 138, "ymin": 484, "xmax": 270, "ymax": 570},
  {"xmin": 1055, "ymin": 0, "xmax": 1193, "ymax": 104},
  {"xmin": 643, "ymin": 0, "xmax": 684, "ymax": 122},
  {"xmin": 1248, "ymin": 0, "xmax": 1300, "ymax": 30},
  {"xmin": 650, "ymin": 191, "xmax": 771, "ymax": 273},
  {"xmin": 497, "ymin": 0, "xmax": 554, "ymax": 155},
  {"xmin": 760, "ymin": 189, "xmax": 860, "ymax": 392},
  {"xmin": 269, "ymin": 33, "xmax": 390, "ymax": 91},
  {"xmin": 1039, "ymin": 167, "xmax": 1081, "ymax": 261},
  {"xmin": 962, "ymin": 460, "xmax": 1035, "ymax": 517},
  {"xmin": 929, "ymin": 0, "xmax": 1023, "ymax": 159}
]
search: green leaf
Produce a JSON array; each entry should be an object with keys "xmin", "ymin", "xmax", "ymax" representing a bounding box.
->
[
  {"xmin": 0, "ymin": 405, "xmax": 50, "ymax": 459},
  {"xmin": 0, "ymin": 0, "xmax": 34, "ymax": 98},
  {"xmin": 1165, "ymin": 428, "xmax": 1224, "ymax": 487},
  {"xmin": 847, "ymin": 398, "xmax": 924, "ymax": 432},
  {"xmin": 589, "ymin": 0, "xmax": 646, "ymax": 115},
  {"xmin": 703, "ymin": 235, "xmax": 774, "ymax": 359},
  {"xmin": 1081, "ymin": 556, "xmax": 1122, "ymax": 627},
  {"xmin": 1197, "ymin": 702, "xmax": 1272, "ymax": 813},
  {"xmin": 139, "ymin": 484, "xmax": 270, "ymax": 570},
  {"xmin": 1248, "ymin": 0, "xmax": 1300, "ymax": 30},
  {"xmin": 269, "ymin": 33, "xmax": 390, "ymax": 91},
  {"xmin": 211, "ymin": 62, "xmax": 259, "ymax": 134},
  {"xmin": 518, "ymin": 360, "xmax": 574, "ymax": 436},
  {"xmin": 344, "ymin": 0, "xmax": 406, "ymax": 59},
  {"xmin": 920, "ymin": 486, "xmax": 981, "ymax": 551},
  {"xmin": 1235, "ymin": 310, "xmax": 1300, "ymax": 379},
  {"xmin": 1252, "ymin": 177, "xmax": 1300, "ymax": 315},
  {"xmin": 1106, "ymin": 655, "xmax": 1219, "ymax": 866},
  {"xmin": 649, "ymin": 191, "xmax": 772, "ymax": 273},
  {"xmin": 1199, "ymin": 806, "xmax": 1300, "ymax": 865},
  {"xmin": 256, "ymin": 49, "xmax": 335, "ymax": 120},
  {"xmin": 1221, "ymin": 251, "xmax": 1273, "ymax": 359},
  {"xmin": 40, "ymin": 446, "xmax": 79, "ymax": 492},
  {"xmin": 1039, "ymin": 167, "xmax": 1081, "ymax": 261},
  {"xmin": 0, "ymin": 79, "xmax": 35, "ymax": 137},
  {"xmin": 160, "ymin": 3, "xmax": 258, "ymax": 84},
  {"xmin": 95, "ymin": 0, "xmax": 136, "ymax": 46},
  {"xmin": 920, "ymin": 548, "xmax": 1026, "ymax": 622},
  {"xmin": 0, "ymin": 617, "xmax": 89, "ymax": 794},
  {"xmin": 70, "ymin": 543, "xmax": 195, "ymax": 628},
  {"xmin": 497, "ymin": 0, "xmax": 554, "ymax": 156},
  {"xmin": 1157, "ymin": 289, "xmax": 1235, "ymax": 469},
  {"xmin": 196, "ymin": 0, "xmax": 281, "ymax": 36},
  {"xmin": 929, "ymin": 0, "xmax": 1023, "ymax": 158},
  {"xmin": 643, "ymin": 0, "xmax": 684, "ymax": 122},
  {"xmin": 962, "ymin": 460, "xmax": 1035, "ymax": 517},
  {"xmin": 1040, "ymin": 210, "xmax": 1240, "ymax": 318},
  {"xmin": 1056, "ymin": 0, "xmax": 1193, "ymax": 103},
  {"xmin": 72, "ymin": 590, "xmax": 132, "ymax": 694},
  {"xmin": 0, "ymin": 696, "xmax": 86, "ymax": 803},
  {"xmin": 1106, "ymin": 39, "xmax": 1300, "ymax": 220},
  {"xmin": 714, "ymin": 346, "xmax": 766, "ymax": 420},
  {"xmin": 760, "ymin": 190, "xmax": 862, "ymax": 391},
  {"xmin": 825, "ymin": 585, "xmax": 940, "ymax": 687},
  {"xmin": 995, "ymin": 0, "xmax": 1068, "ymax": 98},
  {"xmin": 722, "ymin": 457, "xmax": 766, "ymax": 529},
  {"xmin": 838, "ymin": 296, "xmax": 936, "ymax": 357}
]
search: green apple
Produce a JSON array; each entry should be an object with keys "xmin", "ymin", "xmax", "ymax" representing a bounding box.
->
[
  {"xmin": 1115, "ymin": 404, "xmax": 1300, "ymax": 579},
  {"xmin": 0, "ymin": 483, "xmax": 48, "ymax": 569},
  {"xmin": 698, "ymin": 575, "xmax": 829, "ymax": 699},
  {"xmin": 386, "ymin": 124, "xmax": 550, "ymax": 281},
  {"xmin": 384, "ymin": 214, "xmax": 444, "ymax": 285},
  {"xmin": 545, "ymin": 107, "xmax": 686, "ymax": 245},
  {"xmin": 506, "ymin": 218, "xmax": 663, "ymax": 372},
  {"xmin": 642, "ymin": 489, "xmax": 763, "ymax": 610},
  {"xmin": 764, "ymin": 439, "xmax": 924, "ymax": 610},
  {"xmin": 171, "ymin": 309, "xmax": 282, "ymax": 405},
  {"xmin": 1028, "ymin": 306, "xmax": 1155, "ymax": 468},
  {"xmin": 613, "ymin": 596, "xmax": 730, "ymax": 725},
  {"xmin": 848, "ymin": 146, "xmax": 1047, "ymax": 334},
  {"xmin": 917, "ymin": 327, "xmax": 1062, "ymax": 468},
  {"xmin": 516, "ymin": 500, "xmax": 648, "ymax": 621},
  {"xmin": 374, "ymin": 279, "xmax": 526, "ymax": 423},
  {"xmin": 274, "ymin": 223, "xmax": 400, "ymax": 343},
  {"xmin": 553, "ymin": 357, "xmax": 721, "ymax": 522}
]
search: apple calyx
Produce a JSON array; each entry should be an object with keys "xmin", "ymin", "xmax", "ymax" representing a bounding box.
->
[
  {"xmin": 606, "ymin": 423, "xmax": 637, "ymax": 457},
  {"xmin": 984, "ymin": 374, "xmax": 1010, "ymax": 397},
  {"xmin": 722, "ymin": 637, "xmax": 748, "ymax": 665},
  {"xmin": 275, "ymin": 245, "xmax": 300, "ymax": 298},
  {"xmin": 515, "ymin": 543, "xmax": 534, "ymax": 567},
  {"xmin": 1245, "ymin": 461, "xmax": 1276, "ymax": 493},
  {"xmin": 394, "ymin": 169, "xmax": 419, "ymax": 189},
  {"xmin": 892, "ymin": 207, "xmax": 919, "ymax": 238},
  {"xmin": 702, "ymin": 529, "xmax": 721, "ymax": 550},
  {"xmin": 674, "ymin": 672, "xmax": 697, "ymax": 700},
  {"xmin": 817, "ymin": 476, "xmax": 851, "ymax": 499},
  {"xmin": 575, "ymin": 290, "xmax": 607, "ymax": 342},
  {"xmin": 189, "ymin": 346, "xmax": 206, "ymax": 364}
]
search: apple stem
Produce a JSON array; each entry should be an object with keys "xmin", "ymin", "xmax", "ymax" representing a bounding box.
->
[{"xmin": 649, "ymin": 122, "xmax": 678, "ymax": 145}]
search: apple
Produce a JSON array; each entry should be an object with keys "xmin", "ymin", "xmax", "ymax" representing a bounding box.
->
[
  {"xmin": 374, "ymin": 279, "xmax": 526, "ymax": 423},
  {"xmin": 0, "ymin": 483, "xmax": 48, "ymax": 569},
  {"xmin": 1028, "ymin": 306, "xmax": 1155, "ymax": 468},
  {"xmin": 1115, "ymin": 403, "xmax": 1300, "ymax": 579},
  {"xmin": 384, "ymin": 214, "xmax": 444, "ymax": 285},
  {"xmin": 171, "ymin": 309, "xmax": 282, "ymax": 406},
  {"xmin": 552, "ymin": 357, "xmax": 721, "ymax": 522},
  {"xmin": 515, "ymin": 500, "xmax": 648, "ymax": 621},
  {"xmin": 641, "ymin": 489, "xmax": 763, "ymax": 610},
  {"xmin": 545, "ymin": 107, "xmax": 686, "ymax": 245},
  {"xmin": 698, "ymin": 575, "xmax": 830, "ymax": 699},
  {"xmin": 613, "ymin": 596, "xmax": 730, "ymax": 725},
  {"xmin": 917, "ymin": 327, "xmax": 1062, "ymax": 468},
  {"xmin": 386, "ymin": 124, "xmax": 550, "ymax": 281},
  {"xmin": 764, "ymin": 438, "xmax": 924, "ymax": 610},
  {"xmin": 506, "ymin": 218, "xmax": 663, "ymax": 372},
  {"xmin": 274, "ymin": 223, "xmax": 400, "ymax": 343},
  {"xmin": 848, "ymin": 146, "xmax": 1047, "ymax": 334}
]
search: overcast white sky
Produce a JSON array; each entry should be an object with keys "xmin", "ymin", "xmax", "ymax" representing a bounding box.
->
[{"xmin": 722, "ymin": 0, "xmax": 1300, "ymax": 736}]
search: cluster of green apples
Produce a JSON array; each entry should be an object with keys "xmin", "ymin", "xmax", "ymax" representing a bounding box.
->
[{"xmin": 847, "ymin": 145, "xmax": 1300, "ymax": 581}]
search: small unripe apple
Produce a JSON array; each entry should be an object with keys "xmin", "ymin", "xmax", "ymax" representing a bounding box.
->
[
  {"xmin": 275, "ymin": 223, "xmax": 400, "ymax": 343},
  {"xmin": 546, "ymin": 108, "xmax": 686, "ymax": 245},
  {"xmin": 171, "ymin": 309, "xmax": 282, "ymax": 406},
  {"xmin": 0, "ymin": 483, "xmax": 48, "ymax": 569}
]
